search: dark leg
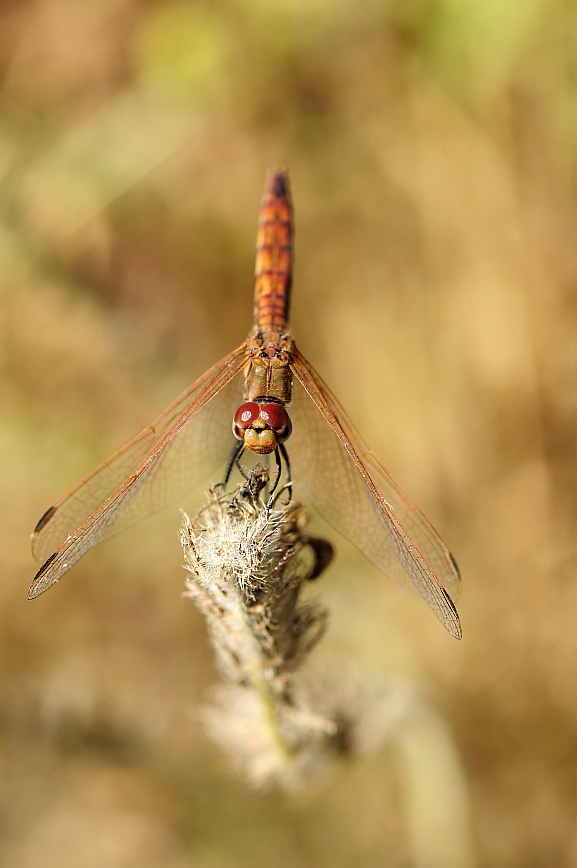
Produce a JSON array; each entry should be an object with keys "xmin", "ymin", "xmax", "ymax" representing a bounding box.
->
[
  {"xmin": 267, "ymin": 447, "xmax": 283, "ymax": 507},
  {"xmin": 280, "ymin": 443, "xmax": 291, "ymax": 490},
  {"xmin": 222, "ymin": 440, "xmax": 245, "ymax": 486},
  {"xmin": 278, "ymin": 442, "xmax": 293, "ymax": 505},
  {"xmin": 234, "ymin": 448, "xmax": 250, "ymax": 481}
]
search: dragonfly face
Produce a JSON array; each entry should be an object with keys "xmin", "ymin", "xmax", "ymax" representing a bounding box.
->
[
  {"xmin": 236, "ymin": 338, "xmax": 294, "ymax": 455},
  {"xmin": 233, "ymin": 401, "xmax": 292, "ymax": 455}
]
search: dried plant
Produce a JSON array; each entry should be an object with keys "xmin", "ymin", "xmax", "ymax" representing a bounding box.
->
[
  {"xmin": 181, "ymin": 468, "xmax": 475, "ymax": 868},
  {"xmin": 181, "ymin": 466, "xmax": 338, "ymax": 787}
]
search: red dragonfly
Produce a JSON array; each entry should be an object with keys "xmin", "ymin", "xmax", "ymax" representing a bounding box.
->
[{"xmin": 30, "ymin": 171, "xmax": 462, "ymax": 639}]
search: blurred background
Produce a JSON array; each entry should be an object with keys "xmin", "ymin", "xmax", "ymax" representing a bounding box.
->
[{"xmin": 0, "ymin": 0, "xmax": 574, "ymax": 865}]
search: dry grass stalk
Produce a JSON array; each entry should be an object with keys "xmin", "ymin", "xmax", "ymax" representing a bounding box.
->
[
  {"xmin": 181, "ymin": 466, "xmax": 337, "ymax": 787},
  {"xmin": 180, "ymin": 469, "xmax": 474, "ymax": 864}
]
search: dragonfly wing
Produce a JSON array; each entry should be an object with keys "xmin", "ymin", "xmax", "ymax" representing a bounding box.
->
[
  {"xmin": 32, "ymin": 427, "xmax": 157, "ymax": 564},
  {"xmin": 290, "ymin": 349, "xmax": 461, "ymax": 639},
  {"xmin": 29, "ymin": 346, "xmax": 248, "ymax": 597}
]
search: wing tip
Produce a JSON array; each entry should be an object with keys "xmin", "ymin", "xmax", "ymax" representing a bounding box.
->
[
  {"xmin": 448, "ymin": 550, "xmax": 462, "ymax": 582},
  {"xmin": 441, "ymin": 587, "xmax": 462, "ymax": 640},
  {"xmin": 450, "ymin": 622, "xmax": 463, "ymax": 641},
  {"xmin": 32, "ymin": 505, "xmax": 57, "ymax": 536},
  {"xmin": 28, "ymin": 551, "xmax": 58, "ymax": 600}
]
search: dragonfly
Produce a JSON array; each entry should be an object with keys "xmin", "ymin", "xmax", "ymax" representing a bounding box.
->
[{"xmin": 30, "ymin": 171, "xmax": 462, "ymax": 639}]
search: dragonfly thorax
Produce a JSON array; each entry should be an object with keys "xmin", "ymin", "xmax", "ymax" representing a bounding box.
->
[
  {"xmin": 233, "ymin": 401, "xmax": 292, "ymax": 455},
  {"xmin": 244, "ymin": 331, "xmax": 294, "ymax": 402}
]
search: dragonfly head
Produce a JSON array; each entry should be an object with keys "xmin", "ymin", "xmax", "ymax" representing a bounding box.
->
[{"xmin": 233, "ymin": 401, "xmax": 292, "ymax": 455}]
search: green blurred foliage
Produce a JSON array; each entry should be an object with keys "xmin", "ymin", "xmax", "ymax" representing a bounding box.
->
[
  {"xmin": 134, "ymin": 2, "xmax": 230, "ymax": 99},
  {"xmin": 423, "ymin": 0, "xmax": 546, "ymax": 101}
]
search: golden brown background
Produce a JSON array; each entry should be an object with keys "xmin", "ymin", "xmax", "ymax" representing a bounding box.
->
[{"xmin": 0, "ymin": 1, "xmax": 574, "ymax": 865}]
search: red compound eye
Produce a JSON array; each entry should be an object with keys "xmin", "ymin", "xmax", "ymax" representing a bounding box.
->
[
  {"xmin": 233, "ymin": 402, "xmax": 260, "ymax": 439},
  {"xmin": 259, "ymin": 403, "xmax": 292, "ymax": 441},
  {"xmin": 259, "ymin": 403, "xmax": 287, "ymax": 429}
]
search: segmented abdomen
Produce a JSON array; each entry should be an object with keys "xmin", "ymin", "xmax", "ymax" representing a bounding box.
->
[{"xmin": 253, "ymin": 170, "xmax": 293, "ymax": 335}]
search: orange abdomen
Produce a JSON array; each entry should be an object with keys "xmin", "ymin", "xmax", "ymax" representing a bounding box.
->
[{"xmin": 253, "ymin": 170, "xmax": 293, "ymax": 335}]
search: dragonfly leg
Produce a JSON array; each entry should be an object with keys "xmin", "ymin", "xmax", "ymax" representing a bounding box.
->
[
  {"xmin": 280, "ymin": 443, "xmax": 291, "ymax": 490},
  {"xmin": 234, "ymin": 448, "xmax": 251, "ymax": 481},
  {"xmin": 267, "ymin": 448, "xmax": 283, "ymax": 508},
  {"xmin": 276, "ymin": 442, "xmax": 293, "ymax": 506},
  {"xmin": 222, "ymin": 440, "xmax": 245, "ymax": 486}
]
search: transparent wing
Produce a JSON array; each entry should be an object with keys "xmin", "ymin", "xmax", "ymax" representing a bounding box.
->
[
  {"xmin": 32, "ymin": 428, "xmax": 157, "ymax": 564},
  {"xmin": 32, "ymin": 347, "xmax": 249, "ymax": 563},
  {"xmin": 29, "ymin": 346, "xmax": 248, "ymax": 598},
  {"xmin": 290, "ymin": 349, "xmax": 461, "ymax": 639}
]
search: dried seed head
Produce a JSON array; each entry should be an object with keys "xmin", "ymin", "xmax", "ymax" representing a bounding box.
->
[{"xmin": 181, "ymin": 472, "xmax": 336, "ymax": 786}]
